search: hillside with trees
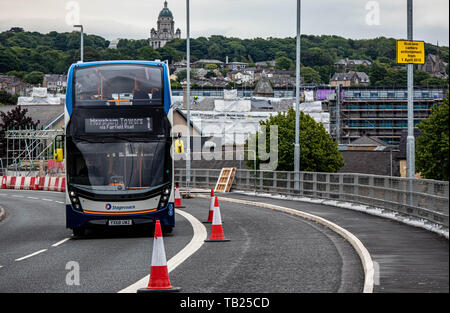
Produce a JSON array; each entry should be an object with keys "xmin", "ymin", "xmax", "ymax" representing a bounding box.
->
[{"xmin": 0, "ymin": 28, "xmax": 448, "ymax": 86}]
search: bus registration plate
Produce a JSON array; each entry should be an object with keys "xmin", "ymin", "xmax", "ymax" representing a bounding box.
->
[{"xmin": 108, "ymin": 220, "xmax": 132, "ymax": 226}]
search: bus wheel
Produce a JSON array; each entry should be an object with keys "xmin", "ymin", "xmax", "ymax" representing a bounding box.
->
[
  {"xmin": 162, "ymin": 226, "xmax": 173, "ymax": 234},
  {"xmin": 73, "ymin": 227, "xmax": 85, "ymax": 237}
]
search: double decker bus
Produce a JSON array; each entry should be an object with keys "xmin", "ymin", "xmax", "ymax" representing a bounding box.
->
[{"xmin": 64, "ymin": 61, "xmax": 175, "ymax": 236}]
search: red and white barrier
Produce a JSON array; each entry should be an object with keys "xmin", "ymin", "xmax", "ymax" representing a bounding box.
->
[
  {"xmin": 42, "ymin": 176, "xmax": 66, "ymax": 192},
  {"xmin": 0, "ymin": 176, "xmax": 65, "ymax": 192}
]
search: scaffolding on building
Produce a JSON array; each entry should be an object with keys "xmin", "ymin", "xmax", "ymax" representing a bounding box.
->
[{"xmin": 4, "ymin": 128, "xmax": 64, "ymax": 176}]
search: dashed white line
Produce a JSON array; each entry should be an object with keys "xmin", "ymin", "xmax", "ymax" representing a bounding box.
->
[
  {"xmin": 15, "ymin": 249, "xmax": 48, "ymax": 262},
  {"xmin": 41, "ymin": 199, "xmax": 54, "ymax": 202},
  {"xmin": 12, "ymin": 195, "xmax": 24, "ymax": 198},
  {"xmin": 51, "ymin": 238, "xmax": 70, "ymax": 247},
  {"xmin": 27, "ymin": 196, "xmax": 39, "ymax": 200},
  {"xmin": 55, "ymin": 201, "xmax": 65, "ymax": 204}
]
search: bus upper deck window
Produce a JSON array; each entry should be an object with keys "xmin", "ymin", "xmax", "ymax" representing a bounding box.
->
[{"xmin": 75, "ymin": 64, "xmax": 163, "ymax": 107}]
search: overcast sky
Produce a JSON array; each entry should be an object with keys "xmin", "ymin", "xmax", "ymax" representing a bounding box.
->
[{"xmin": 0, "ymin": 0, "xmax": 448, "ymax": 46}]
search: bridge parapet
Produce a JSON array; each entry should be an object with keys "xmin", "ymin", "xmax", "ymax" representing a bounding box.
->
[{"xmin": 175, "ymin": 168, "xmax": 449, "ymax": 230}]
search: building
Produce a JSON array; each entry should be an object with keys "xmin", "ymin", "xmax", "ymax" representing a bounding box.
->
[
  {"xmin": 335, "ymin": 58, "xmax": 372, "ymax": 72},
  {"xmin": 149, "ymin": 1, "xmax": 181, "ymax": 49},
  {"xmin": 330, "ymin": 72, "xmax": 370, "ymax": 87},
  {"xmin": 225, "ymin": 62, "xmax": 248, "ymax": 71},
  {"xmin": 418, "ymin": 54, "xmax": 448, "ymax": 79},
  {"xmin": 327, "ymin": 86, "xmax": 447, "ymax": 148},
  {"xmin": 253, "ymin": 74, "xmax": 274, "ymax": 97},
  {"xmin": 108, "ymin": 39, "xmax": 120, "ymax": 49},
  {"xmin": 43, "ymin": 74, "xmax": 67, "ymax": 93},
  {"xmin": 0, "ymin": 75, "xmax": 31, "ymax": 96},
  {"xmin": 192, "ymin": 59, "xmax": 224, "ymax": 69},
  {"xmin": 255, "ymin": 60, "xmax": 275, "ymax": 68}
]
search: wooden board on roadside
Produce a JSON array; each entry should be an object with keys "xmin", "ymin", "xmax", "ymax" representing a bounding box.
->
[{"xmin": 214, "ymin": 167, "xmax": 236, "ymax": 193}]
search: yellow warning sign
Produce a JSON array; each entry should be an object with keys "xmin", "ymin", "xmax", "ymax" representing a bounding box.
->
[{"xmin": 396, "ymin": 40, "xmax": 425, "ymax": 64}]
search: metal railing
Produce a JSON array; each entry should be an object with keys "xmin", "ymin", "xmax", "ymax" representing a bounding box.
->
[{"xmin": 175, "ymin": 168, "xmax": 449, "ymax": 228}]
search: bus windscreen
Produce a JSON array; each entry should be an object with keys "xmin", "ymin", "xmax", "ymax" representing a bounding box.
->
[{"xmin": 74, "ymin": 64, "xmax": 163, "ymax": 107}]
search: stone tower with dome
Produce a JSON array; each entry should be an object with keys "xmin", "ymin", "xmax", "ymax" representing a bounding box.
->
[{"xmin": 150, "ymin": 1, "xmax": 181, "ymax": 49}]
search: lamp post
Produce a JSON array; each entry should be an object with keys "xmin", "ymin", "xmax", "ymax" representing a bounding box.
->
[
  {"xmin": 294, "ymin": 0, "xmax": 301, "ymax": 190},
  {"xmin": 73, "ymin": 24, "xmax": 84, "ymax": 63},
  {"xmin": 406, "ymin": 0, "xmax": 415, "ymax": 178},
  {"xmin": 185, "ymin": 0, "xmax": 191, "ymax": 191}
]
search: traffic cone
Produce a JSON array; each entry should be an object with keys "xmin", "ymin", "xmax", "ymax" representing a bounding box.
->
[
  {"xmin": 137, "ymin": 220, "xmax": 181, "ymax": 293},
  {"xmin": 204, "ymin": 189, "xmax": 215, "ymax": 223},
  {"xmin": 1, "ymin": 176, "xmax": 6, "ymax": 189},
  {"xmin": 174, "ymin": 186, "xmax": 185, "ymax": 208},
  {"xmin": 205, "ymin": 196, "xmax": 230, "ymax": 242}
]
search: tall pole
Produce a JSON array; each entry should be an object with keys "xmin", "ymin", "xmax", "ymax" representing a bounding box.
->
[
  {"xmin": 294, "ymin": 0, "xmax": 301, "ymax": 190},
  {"xmin": 336, "ymin": 84, "xmax": 341, "ymax": 144},
  {"xmin": 406, "ymin": 0, "xmax": 415, "ymax": 178},
  {"xmin": 73, "ymin": 25, "xmax": 83, "ymax": 62},
  {"xmin": 186, "ymin": 0, "xmax": 191, "ymax": 189}
]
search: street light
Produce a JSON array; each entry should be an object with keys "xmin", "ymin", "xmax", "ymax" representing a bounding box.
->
[
  {"xmin": 185, "ymin": 0, "xmax": 191, "ymax": 191},
  {"xmin": 294, "ymin": 0, "xmax": 301, "ymax": 190},
  {"xmin": 73, "ymin": 24, "xmax": 83, "ymax": 63}
]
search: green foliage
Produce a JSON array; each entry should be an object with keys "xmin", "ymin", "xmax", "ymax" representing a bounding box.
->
[
  {"xmin": 275, "ymin": 56, "xmax": 293, "ymax": 70},
  {"xmin": 137, "ymin": 46, "xmax": 161, "ymax": 61},
  {"xmin": 301, "ymin": 66, "xmax": 321, "ymax": 84},
  {"xmin": 0, "ymin": 90, "xmax": 18, "ymax": 105},
  {"xmin": 246, "ymin": 107, "xmax": 344, "ymax": 172},
  {"xmin": 416, "ymin": 93, "xmax": 449, "ymax": 181},
  {"xmin": 0, "ymin": 106, "xmax": 40, "ymax": 158},
  {"xmin": 0, "ymin": 29, "xmax": 448, "ymax": 88},
  {"xmin": 23, "ymin": 71, "xmax": 44, "ymax": 85}
]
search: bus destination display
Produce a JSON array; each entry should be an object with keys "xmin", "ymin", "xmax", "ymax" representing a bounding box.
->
[{"xmin": 85, "ymin": 117, "xmax": 152, "ymax": 133}]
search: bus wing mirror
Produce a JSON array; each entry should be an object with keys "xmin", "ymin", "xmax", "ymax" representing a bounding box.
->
[
  {"xmin": 54, "ymin": 148, "xmax": 64, "ymax": 162},
  {"xmin": 175, "ymin": 139, "xmax": 184, "ymax": 154}
]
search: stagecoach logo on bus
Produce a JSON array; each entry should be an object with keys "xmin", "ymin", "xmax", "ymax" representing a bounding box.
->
[{"xmin": 105, "ymin": 203, "xmax": 137, "ymax": 211}]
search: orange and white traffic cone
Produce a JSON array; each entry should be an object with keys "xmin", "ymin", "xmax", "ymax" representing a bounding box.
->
[
  {"xmin": 205, "ymin": 196, "xmax": 230, "ymax": 242},
  {"xmin": 174, "ymin": 186, "xmax": 185, "ymax": 208},
  {"xmin": 204, "ymin": 188, "xmax": 215, "ymax": 223},
  {"xmin": 137, "ymin": 220, "xmax": 181, "ymax": 293}
]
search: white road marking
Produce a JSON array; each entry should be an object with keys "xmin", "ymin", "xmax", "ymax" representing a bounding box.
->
[
  {"xmin": 55, "ymin": 201, "xmax": 65, "ymax": 204},
  {"xmin": 15, "ymin": 249, "xmax": 48, "ymax": 262},
  {"xmin": 41, "ymin": 199, "xmax": 54, "ymax": 202},
  {"xmin": 12, "ymin": 195, "xmax": 24, "ymax": 198},
  {"xmin": 51, "ymin": 238, "xmax": 70, "ymax": 247},
  {"xmin": 118, "ymin": 209, "xmax": 207, "ymax": 293},
  {"xmin": 27, "ymin": 197, "xmax": 39, "ymax": 200}
]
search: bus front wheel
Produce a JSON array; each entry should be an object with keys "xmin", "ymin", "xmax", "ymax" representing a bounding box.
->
[
  {"xmin": 162, "ymin": 225, "xmax": 173, "ymax": 234},
  {"xmin": 73, "ymin": 227, "xmax": 85, "ymax": 237}
]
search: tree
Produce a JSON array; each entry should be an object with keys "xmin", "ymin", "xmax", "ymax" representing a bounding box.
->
[
  {"xmin": 0, "ymin": 90, "xmax": 18, "ymax": 105},
  {"xmin": 137, "ymin": 46, "xmax": 161, "ymax": 61},
  {"xmin": 275, "ymin": 56, "xmax": 293, "ymax": 70},
  {"xmin": 301, "ymin": 66, "xmax": 322, "ymax": 84},
  {"xmin": 415, "ymin": 93, "xmax": 449, "ymax": 181},
  {"xmin": 245, "ymin": 107, "xmax": 344, "ymax": 172},
  {"xmin": 0, "ymin": 106, "xmax": 40, "ymax": 159},
  {"xmin": 23, "ymin": 71, "xmax": 44, "ymax": 85}
]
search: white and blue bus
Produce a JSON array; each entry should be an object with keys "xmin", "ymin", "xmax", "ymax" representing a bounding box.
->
[{"xmin": 64, "ymin": 61, "xmax": 175, "ymax": 236}]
